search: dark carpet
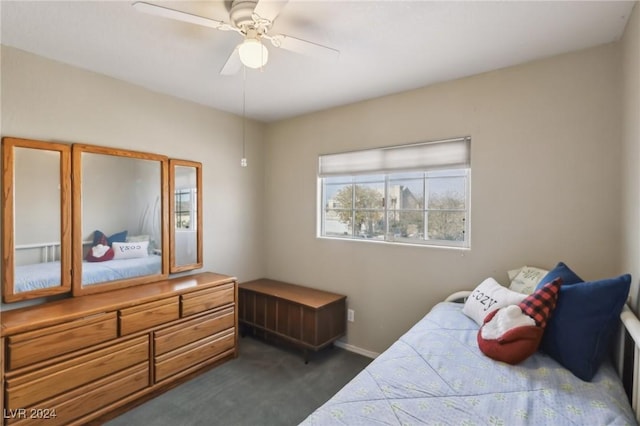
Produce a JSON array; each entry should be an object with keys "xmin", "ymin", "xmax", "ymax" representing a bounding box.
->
[{"xmin": 105, "ymin": 336, "xmax": 372, "ymax": 426}]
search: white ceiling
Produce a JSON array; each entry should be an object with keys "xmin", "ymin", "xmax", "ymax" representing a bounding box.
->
[{"xmin": 1, "ymin": 1, "xmax": 636, "ymax": 122}]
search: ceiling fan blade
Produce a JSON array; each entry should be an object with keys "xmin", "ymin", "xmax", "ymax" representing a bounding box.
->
[
  {"xmin": 132, "ymin": 2, "xmax": 233, "ymax": 31},
  {"xmin": 220, "ymin": 47, "xmax": 242, "ymax": 76},
  {"xmin": 253, "ymin": 0, "xmax": 289, "ymax": 22},
  {"xmin": 271, "ymin": 34, "xmax": 340, "ymax": 61}
]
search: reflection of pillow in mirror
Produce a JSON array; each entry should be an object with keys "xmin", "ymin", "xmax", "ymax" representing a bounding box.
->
[
  {"xmin": 112, "ymin": 241, "xmax": 149, "ymax": 259},
  {"xmin": 126, "ymin": 235, "xmax": 151, "ymax": 254},
  {"xmin": 92, "ymin": 230, "xmax": 128, "ymax": 246},
  {"xmin": 108, "ymin": 230, "xmax": 128, "ymax": 245},
  {"xmin": 91, "ymin": 230, "xmax": 107, "ymax": 246},
  {"xmin": 86, "ymin": 243, "xmax": 114, "ymax": 262},
  {"xmin": 126, "ymin": 234, "xmax": 149, "ymax": 242}
]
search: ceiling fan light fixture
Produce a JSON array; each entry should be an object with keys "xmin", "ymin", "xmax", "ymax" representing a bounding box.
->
[{"xmin": 238, "ymin": 38, "xmax": 268, "ymax": 69}]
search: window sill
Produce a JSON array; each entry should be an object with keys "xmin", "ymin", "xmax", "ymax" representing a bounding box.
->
[{"xmin": 316, "ymin": 235, "xmax": 470, "ymax": 251}]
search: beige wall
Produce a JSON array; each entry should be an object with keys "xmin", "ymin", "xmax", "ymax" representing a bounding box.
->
[
  {"xmin": 264, "ymin": 44, "xmax": 623, "ymax": 354},
  {"xmin": 1, "ymin": 10, "xmax": 636, "ymax": 353},
  {"xmin": 1, "ymin": 46, "xmax": 267, "ymax": 304},
  {"xmin": 622, "ymin": 3, "xmax": 640, "ymax": 310}
]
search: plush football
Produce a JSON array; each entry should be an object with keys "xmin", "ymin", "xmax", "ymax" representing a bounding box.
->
[
  {"xmin": 477, "ymin": 278, "xmax": 562, "ymax": 365},
  {"xmin": 85, "ymin": 233, "xmax": 115, "ymax": 262}
]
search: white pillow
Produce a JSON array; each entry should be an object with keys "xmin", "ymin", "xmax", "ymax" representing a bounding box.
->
[
  {"xmin": 126, "ymin": 234, "xmax": 150, "ymax": 242},
  {"xmin": 112, "ymin": 241, "xmax": 149, "ymax": 260},
  {"xmin": 509, "ymin": 266, "xmax": 548, "ymax": 294},
  {"xmin": 507, "ymin": 268, "xmax": 522, "ymax": 281},
  {"xmin": 462, "ymin": 277, "xmax": 528, "ymax": 325}
]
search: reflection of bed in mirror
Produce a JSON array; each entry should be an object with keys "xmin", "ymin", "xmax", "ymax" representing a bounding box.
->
[
  {"xmin": 14, "ymin": 240, "xmax": 161, "ymax": 293},
  {"xmin": 73, "ymin": 146, "xmax": 168, "ymax": 295},
  {"xmin": 16, "ymin": 258, "xmax": 162, "ymax": 293}
]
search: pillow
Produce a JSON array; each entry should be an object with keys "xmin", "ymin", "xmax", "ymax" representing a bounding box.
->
[
  {"xmin": 478, "ymin": 316, "xmax": 543, "ymax": 365},
  {"xmin": 538, "ymin": 264, "xmax": 631, "ymax": 381},
  {"xmin": 507, "ymin": 268, "xmax": 522, "ymax": 281},
  {"xmin": 462, "ymin": 278, "xmax": 528, "ymax": 325},
  {"xmin": 92, "ymin": 229, "xmax": 128, "ymax": 246},
  {"xmin": 477, "ymin": 278, "xmax": 562, "ymax": 365},
  {"xmin": 126, "ymin": 234, "xmax": 149, "ymax": 242},
  {"xmin": 112, "ymin": 241, "xmax": 149, "ymax": 260},
  {"xmin": 508, "ymin": 266, "xmax": 548, "ymax": 294},
  {"xmin": 537, "ymin": 261, "xmax": 583, "ymax": 287},
  {"xmin": 86, "ymin": 234, "xmax": 114, "ymax": 262}
]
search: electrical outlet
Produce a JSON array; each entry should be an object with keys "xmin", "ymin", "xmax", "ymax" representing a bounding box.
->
[{"xmin": 347, "ymin": 309, "xmax": 355, "ymax": 322}]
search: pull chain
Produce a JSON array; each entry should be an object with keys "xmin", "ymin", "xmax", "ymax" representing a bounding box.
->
[{"xmin": 241, "ymin": 66, "xmax": 248, "ymax": 168}]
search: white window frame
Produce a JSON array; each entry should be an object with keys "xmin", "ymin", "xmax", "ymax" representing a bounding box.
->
[
  {"xmin": 317, "ymin": 137, "xmax": 471, "ymax": 249},
  {"xmin": 174, "ymin": 187, "xmax": 197, "ymax": 231}
]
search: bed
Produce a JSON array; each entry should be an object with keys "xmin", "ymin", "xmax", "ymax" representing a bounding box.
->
[
  {"xmin": 14, "ymin": 256, "xmax": 162, "ymax": 293},
  {"xmin": 302, "ymin": 289, "xmax": 640, "ymax": 425},
  {"xmin": 13, "ymin": 234, "xmax": 161, "ymax": 293}
]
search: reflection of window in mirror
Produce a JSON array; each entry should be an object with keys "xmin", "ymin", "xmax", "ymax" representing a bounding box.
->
[
  {"xmin": 170, "ymin": 160, "xmax": 202, "ymax": 273},
  {"xmin": 175, "ymin": 188, "xmax": 196, "ymax": 230}
]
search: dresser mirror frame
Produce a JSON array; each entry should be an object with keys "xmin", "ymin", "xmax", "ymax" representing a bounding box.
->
[
  {"xmin": 0, "ymin": 138, "xmax": 202, "ymax": 303},
  {"xmin": 71, "ymin": 144, "xmax": 170, "ymax": 296},
  {"xmin": 1, "ymin": 137, "xmax": 72, "ymax": 302},
  {"xmin": 169, "ymin": 159, "xmax": 203, "ymax": 273}
]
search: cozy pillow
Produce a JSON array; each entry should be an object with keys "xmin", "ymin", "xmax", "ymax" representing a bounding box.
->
[
  {"xmin": 126, "ymin": 234, "xmax": 150, "ymax": 253},
  {"xmin": 462, "ymin": 278, "xmax": 528, "ymax": 325},
  {"xmin": 508, "ymin": 265, "xmax": 549, "ymax": 294},
  {"xmin": 477, "ymin": 278, "xmax": 562, "ymax": 365},
  {"xmin": 537, "ymin": 263, "xmax": 631, "ymax": 381},
  {"xmin": 92, "ymin": 229, "xmax": 128, "ymax": 246},
  {"xmin": 112, "ymin": 241, "xmax": 149, "ymax": 260}
]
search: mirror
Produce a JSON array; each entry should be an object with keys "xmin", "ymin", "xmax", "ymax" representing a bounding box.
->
[
  {"xmin": 72, "ymin": 144, "xmax": 169, "ymax": 296},
  {"xmin": 2, "ymin": 137, "xmax": 72, "ymax": 302},
  {"xmin": 169, "ymin": 159, "xmax": 202, "ymax": 273},
  {"xmin": 1, "ymin": 138, "xmax": 202, "ymax": 302}
]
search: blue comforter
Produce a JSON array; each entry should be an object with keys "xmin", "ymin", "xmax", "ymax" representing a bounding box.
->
[
  {"xmin": 302, "ymin": 302, "xmax": 636, "ymax": 425},
  {"xmin": 14, "ymin": 256, "xmax": 162, "ymax": 292}
]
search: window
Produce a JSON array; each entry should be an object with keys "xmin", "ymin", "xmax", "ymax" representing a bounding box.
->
[
  {"xmin": 174, "ymin": 188, "xmax": 197, "ymax": 230},
  {"xmin": 318, "ymin": 137, "xmax": 470, "ymax": 248}
]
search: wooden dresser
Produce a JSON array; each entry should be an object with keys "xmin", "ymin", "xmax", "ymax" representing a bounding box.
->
[
  {"xmin": 0, "ymin": 272, "xmax": 237, "ymax": 425},
  {"xmin": 238, "ymin": 279, "xmax": 346, "ymax": 362}
]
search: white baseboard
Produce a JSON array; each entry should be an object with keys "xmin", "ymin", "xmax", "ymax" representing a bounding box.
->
[{"xmin": 334, "ymin": 340, "xmax": 379, "ymax": 359}]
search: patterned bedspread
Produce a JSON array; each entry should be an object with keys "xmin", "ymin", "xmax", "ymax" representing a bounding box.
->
[{"xmin": 301, "ymin": 302, "xmax": 637, "ymax": 425}]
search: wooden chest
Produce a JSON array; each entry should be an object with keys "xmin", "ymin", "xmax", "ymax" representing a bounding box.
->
[{"xmin": 238, "ymin": 279, "xmax": 346, "ymax": 362}]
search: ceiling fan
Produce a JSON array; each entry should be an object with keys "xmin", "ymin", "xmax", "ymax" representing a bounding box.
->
[{"xmin": 132, "ymin": 0, "xmax": 340, "ymax": 75}]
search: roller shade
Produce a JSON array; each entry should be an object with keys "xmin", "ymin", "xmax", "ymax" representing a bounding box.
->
[{"xmin": 318, "ymin": 137, "xmax": 470, "ymax": 177}]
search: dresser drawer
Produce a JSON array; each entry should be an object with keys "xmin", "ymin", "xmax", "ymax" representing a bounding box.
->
[
  {"xmin": 154, "ymin": 329, "xmax": 235, "ymax": 382},
  {"xmin": 155, "ymin": 307, "xmax": 235, "ymax": 356},
  {"xmin": 6, "ymin": 335, "xmax": 149, "ymax": 410},
  {"xmin": 6, "ymin": 313, "xmax": 118, "ymax": 371},
  {"xmin": 7, "ymin": 363, "xmax": 149, "ymax": 426},
  {"xmin": 181, "ymin": 283, "xmax": 235, "ymax": 317},
  {"xmin": 119, "ymin": 297, "xmax": 179, "ymax": 336}
]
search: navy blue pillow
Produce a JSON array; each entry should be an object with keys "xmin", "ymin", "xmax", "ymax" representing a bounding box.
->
[
  {"xmin": 537, "ymin": 261, "xmax": 583, "ymax": 287},
  {"xmin": 107, "ymin": 230, "xmax": 128, "ymax": 245},
  {"xmin": 539, "ymin": 266, "xmax": 631, "ymax": 381},
  {"xmin": 92, "ymin": 230, "xmax": 128, "ymax": 246}
]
